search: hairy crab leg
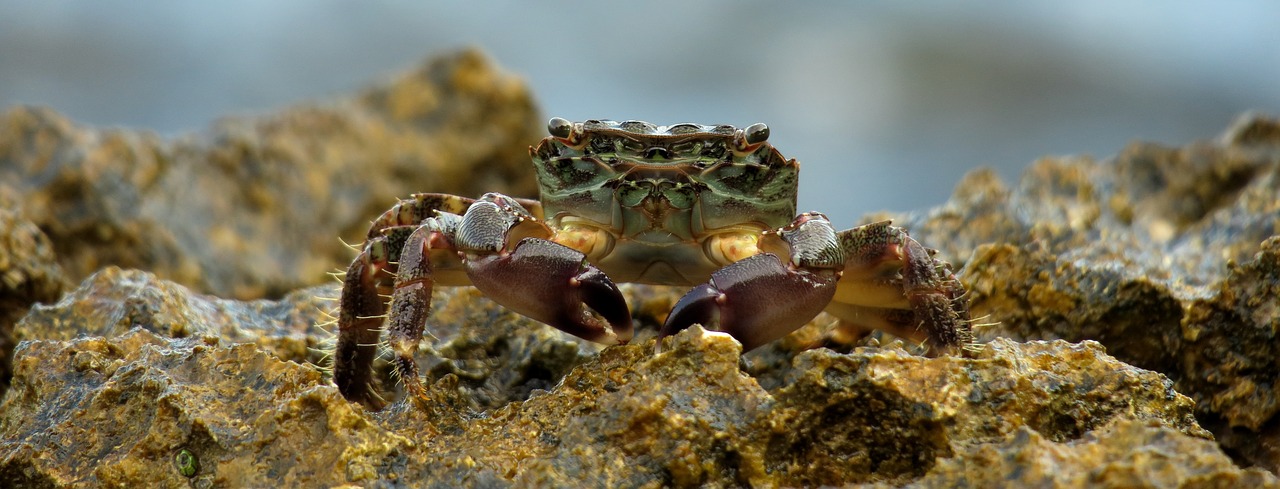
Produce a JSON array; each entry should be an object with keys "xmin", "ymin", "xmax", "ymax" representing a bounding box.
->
[
  {"xmin": 334, "ymin": 237, "xmax": 394, "ymax": 409},
  {"xmin": 334, "ymin": 193, "xmax": 475, "ymax": 409},
  {"xmin": 336, "ymin": 191, "xmax": 617, "ymax": 409},
  {"xmin": 828, "ymin": 220, "xmax": 972, "ymax": 354},
  {"xmin": 383, "ymin": 218, "xmax": 460, "ymax": 406}
]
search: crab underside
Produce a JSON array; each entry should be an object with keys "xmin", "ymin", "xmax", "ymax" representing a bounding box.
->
[{"xmin": 331, "ymin": 118, "xmax": 973, "ymax": 409}]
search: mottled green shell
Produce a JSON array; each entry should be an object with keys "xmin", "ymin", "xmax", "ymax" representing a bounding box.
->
[{"xmin": 530, "ymin": 119, "xmax": 798, "ymax": 241}]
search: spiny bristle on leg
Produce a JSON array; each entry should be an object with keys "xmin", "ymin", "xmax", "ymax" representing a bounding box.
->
[
  {"xmin": 394, "ymin": 355, "xmax": 431, "ymax": 407},
  {"xmin": 310, "ymin": 355, "xmax": 336, "ymax": 375},
  {"xmin": 338, "ymin": 236, "xmax": 364, "ymax": 251},
  {"xmin": 309, "ymin": 310, "xmax": 341, "ymax": 377},
  {"xmin": 362, "ymin": 386, "xmax": 387, "ymax": 406},
  {"xmin": 376, "ymin": 340, "xmax": 394, "ymax": 361},
  {"xmin": 968, "ymin": 314, "xmax": 1000, "ymax": 329},
  {"xmin": 388, "ymin": 361, "xmax": 403, "ymax": 381},
  {"xmin": 914, "ymin": 337, "xmax": 931, "ymax": 351},
  {"xmin": 314, "ymin": 305, "xmax": 339, "ymax": 322}
]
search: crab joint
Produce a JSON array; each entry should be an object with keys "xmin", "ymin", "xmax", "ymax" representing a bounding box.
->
[
  {"xmin": 704, "ymin": 232, "xmax": 762, "ymax": 266},
  {"xmin": 551, "ymin": 223, "xmax": 614, "ymax": 262}
]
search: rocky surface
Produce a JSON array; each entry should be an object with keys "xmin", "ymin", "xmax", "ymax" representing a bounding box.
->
[
  {"xmin": 890, "ymin": 113, "xmax": 1280, "ymax": 473},
  {"xmin": 0, "ymin": 47, "xmax": 542, "ymax": 403},
  {"xmin": 0, "ymin": 48, "xmax": 542, "ymax": 301},
  {"xmin": 0, "ymin": 47, "xmax": 1278, "ymax": 486},
  {"xmin": 5, "ymin": 267, "xmax": 1272, "ymax": 487},
  {"xmin": 0, "ymin": 206, "xmax": 68, "ymax": 397}
]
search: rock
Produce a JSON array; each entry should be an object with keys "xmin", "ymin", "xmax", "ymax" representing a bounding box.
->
[
  {"xmin": 10, "ymin": 267, "xmax": 327, "ymax": 364},
  {"xmin": 889, "ymin": 113, "xmax": 1280, "ymax": 473},
  {"xmin": 918, "ymin": 420, "xmax": 1279, "ymax": 488},
  {"xmin": 0, "ymin": 328, "xmax": 403, "ymax": 488},
  {"xmin": 1, "ymin": 48, "xmax": 1277, "ymax": 485},
  {"xmin": 0, "ymin": 48, "xmax": 542, "ymax": 301},
  {"xmin": 0, "ymin": 205, "xmax": 67, "ymax": 399},
  {"xmin": 3, "ymin": 268, "xmax": 1271, "ymax": 487}
]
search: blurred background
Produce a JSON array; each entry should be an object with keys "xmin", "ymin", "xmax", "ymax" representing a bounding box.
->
[{"xmin": 1, "ymin": 1, "xmax": 1277, "ymax": 226}]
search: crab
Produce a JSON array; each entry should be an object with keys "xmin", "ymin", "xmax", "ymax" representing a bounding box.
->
[{"xmin": 332, "ymin": 118, "xmax": 973, "ymax": 408}]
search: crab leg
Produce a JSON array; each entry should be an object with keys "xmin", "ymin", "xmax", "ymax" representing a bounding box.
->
[
  {"xmin": 335, "ymin": 192, "xmax": 629, "ymax": 408},
  {"xmin": 333, "ymin": 193, "xmax": 476, "ymax": 408},
  {"xmin": 827, "ymin": 220, "xmax": 972, "ymax": 354},
  {"xmin": 659, "ymin": 213, "xmax": 843, "ymax": 352},
  {"xmin": 382, "ymin": 219, "xmax": 460, "ymax": 405}
]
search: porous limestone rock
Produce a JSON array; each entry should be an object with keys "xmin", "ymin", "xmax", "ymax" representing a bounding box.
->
[
  {"xmin": 0, "ymin": 48, "xmax": 542, "ymax": 300},
  {"xmin": 2, "ymin": 268, "xmax": 1271, "ymax": 487}
]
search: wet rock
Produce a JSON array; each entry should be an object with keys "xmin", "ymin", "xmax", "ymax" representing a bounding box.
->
[
  {"xmin": 11, "ymin": 267, "xmax": 327, "ymax": 365},
  {"xmin": 0, "ymin": 48, "xmax": 542, "ymax": 300},
  {"xmin": 0, "ymin": 204, "xmax": 67, "ymax": 399},
  {"xmin": 750, "ymin": 339, "xmax": 1208, "ymax": 487},
  {"xmin": 1, "ymin": 53, "xmax": 1277, "ymax": 484},
  {"xmin": 889, "ymin": 113, "xmax": 1280, "ymax": 473},
  {"xmin": 917, "ymin": 420, "xmax": 1279, "ymax": 488},
  {"xmin": 0, "ymin": 328, "xmax": 405, "ymax": 488},
  {"xmin": 3, "ymin": 268, "xmax": 1270, "ymax": 487}
]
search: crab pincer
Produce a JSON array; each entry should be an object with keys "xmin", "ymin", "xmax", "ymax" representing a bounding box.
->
[
  {"xmin": 659, "ymin": 213, "xmax": 844, "ymax": 352},
  {"xmin": 659, "ymin": 252, "xmax": 840, "ymax": 352},
  {"xmin": 465, "ymin": 238, "xmax": 633, "ymax": 345}
]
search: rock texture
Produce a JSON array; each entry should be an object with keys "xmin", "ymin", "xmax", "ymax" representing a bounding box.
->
[
  {"xmin": 915, "ymin": 420, "xmax": 1279, "ymax": 488},
  {"xmin": 0, "ymin": 206, "xmax": 67, "ymax": 397},
  {"xmin": 1, "ymin": 47, "xmax": 1278, "ymax": 486},
  {"xmin": 0, "ymin": 47, "xmax": 542, "ymax": 403},
  {"xmin": 0, "ymin": 48, "xmax": 542, "ymax": 301},
  {"xmin": 891, "ymin": 113, "xmax": 1280, "ymax": 473},
  {"xmin": 5, "ymin": 267, "xmax": 1272, "ymax": 487}
]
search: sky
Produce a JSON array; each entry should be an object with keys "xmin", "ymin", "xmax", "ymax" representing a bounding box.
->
[{"xmin": 2, "ymin": 1, "xmax": 1277, "ymax": 225}]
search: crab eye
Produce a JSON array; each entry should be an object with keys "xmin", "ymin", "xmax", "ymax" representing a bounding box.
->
[
  {"xmin": 744, "ymin": 123, "xmax": 770, "ymax": 145},
  {"xmin": 548, "ymin": 117, "xmax": 573, "ymax": 138}
]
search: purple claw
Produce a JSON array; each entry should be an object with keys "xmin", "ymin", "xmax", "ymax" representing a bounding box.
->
[
  {"xmin": 465, "ymin": 237, "xmax": 633, "ymax": 344},
  {"xmin": 659, "ymin": 253, "xmax": 839, "ymax": 352}
]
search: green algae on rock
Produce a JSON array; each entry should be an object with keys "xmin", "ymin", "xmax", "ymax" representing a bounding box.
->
[{"xmin": 11, "ymin": 267, "xmax": 330, "ymax": 365}]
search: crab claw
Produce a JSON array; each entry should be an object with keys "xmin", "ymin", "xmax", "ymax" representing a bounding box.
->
[
  {"xmin": 465, "ymin": 237, "xmax": 633, "ymax": 344},
  {"xmin": 659, "ymin": 252, "xmax": 839, "ymax": 352}
]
